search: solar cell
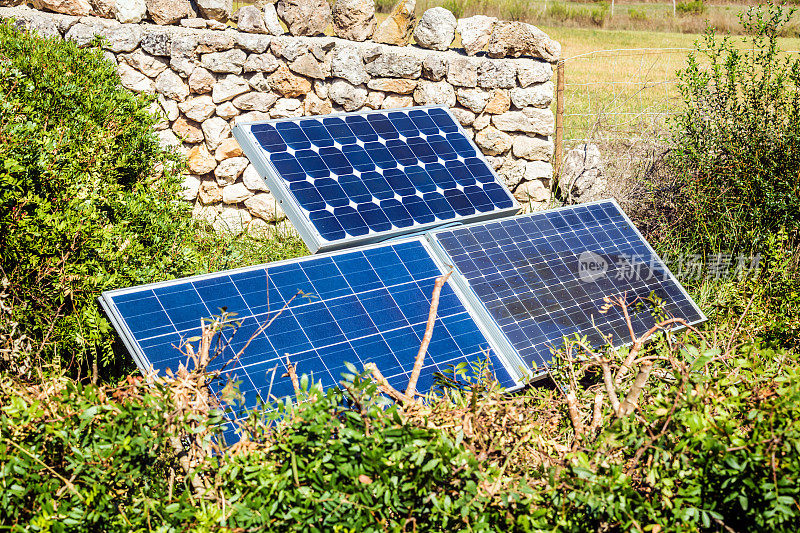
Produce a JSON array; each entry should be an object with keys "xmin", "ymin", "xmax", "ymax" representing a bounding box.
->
[
  {"xmin": 233, "ymin": 106, "xmax": 519, "ymax": 253},
  {"xmin": 427, "ymin": 200, "xmax": 706, "ymax": 372},
  {"xmin": 100, "ymin": 237, "xmax": 522, "ymax": 429}
]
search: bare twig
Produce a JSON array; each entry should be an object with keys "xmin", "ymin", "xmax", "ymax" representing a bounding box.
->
[
  {"xmin": 365, "ymin": 362, "xmax": 407, "ymax": 403},
  {"xmin": 590, "ymin": 391, "xmax": 605, "ymax": 432},
  {"xmin": 618, "ymin": 363, "xmax": 654, "ymax": 417},
  {"xmin": 285, "ymin": 355, "xmax": 300, "ymax": 396},
  {"xmin": 405, "ymin": 270, "xmax": 452, "ymax": 400}
]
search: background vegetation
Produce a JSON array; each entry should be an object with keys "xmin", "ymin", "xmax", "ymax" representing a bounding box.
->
[{"xmin": 2, "ymin": 2, "xmax": 800, "ymax": 531}]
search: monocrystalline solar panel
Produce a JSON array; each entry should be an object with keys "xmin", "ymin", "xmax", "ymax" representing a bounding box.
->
[
  {"xmin": 427, "ymin": 200, "xmax": 706, "ymax": 372},
  {"xmin": 100, "ymin": 237, "xmax": 523, "ymax": 427},
  {"xmin": 233, "ymin": 106, "xmax": 519, "ymax": 253}
]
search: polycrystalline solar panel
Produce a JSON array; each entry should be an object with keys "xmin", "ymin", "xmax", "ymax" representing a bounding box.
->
[
  {"xmin": 99, "ymin": 237, "xmax": 520, "ymax": 425},
  {"xmin": 233, "ymin": 106, "xmax": 519, "ymax": 253},
  {"xmin": 427, "ymin": 200, "xmax": 706, "ymax": 372}
]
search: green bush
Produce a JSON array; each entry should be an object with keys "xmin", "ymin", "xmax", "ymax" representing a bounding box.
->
[
  {"xmin": 628, "ymin": 7, "xmax": 648, "ymax": 21},
  {"xmin": 676, "ymin": 0, "xmax": 707, "ymax": 16},
  {"xmin": 0, "ymin": 23, "xmax": 199, "ymax": 371},
  {"xmin": 669, "ymin": 4, "xmax": 800, "ymax": 254}
]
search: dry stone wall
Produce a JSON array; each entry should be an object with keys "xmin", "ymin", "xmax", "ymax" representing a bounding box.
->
[{"xmin": 1, "ymin": 3, "xmax": 558, "ymax": 238}]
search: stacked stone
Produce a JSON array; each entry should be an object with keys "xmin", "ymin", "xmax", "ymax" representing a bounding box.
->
[{"xmin": 2, "ymin": 6, "xmax": 558, "ymax": 236}]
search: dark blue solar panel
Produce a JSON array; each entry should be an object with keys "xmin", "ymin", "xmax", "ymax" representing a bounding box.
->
[
  {"xmin": 240, "ymin": 107, "xmax": 517, "ymax": 252},
  {"xmin": 430, "ymin": 201, "xmax": 705, "ymax": 371},
  {"xmin": 103, "ymin": 239, "xmax": 516, "ymax": 435}
]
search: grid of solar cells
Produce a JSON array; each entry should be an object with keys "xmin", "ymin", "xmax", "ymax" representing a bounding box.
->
[
  {"xmin": 431, "ymin": 201, "xmax": 705, "ymax": 370},
  {"xmin": 104, "ymin": 240, "xmax": 514, "ymax": 419},
  {"xmin": 247, "ymin": 108, "xmax": 515, "ymax": 244}
]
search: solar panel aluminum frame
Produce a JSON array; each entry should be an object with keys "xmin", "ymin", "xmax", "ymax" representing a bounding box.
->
[
  {"xmin": 425, "ymin": 198, "xmax": 707, "ymax": 381},
  {"xmin": 98, "ymin": 235, "xmax": 529, "ymax": 390},
  {"xmin": 232, "ymin": 105, "xmax": 521, "ymax": 254}
]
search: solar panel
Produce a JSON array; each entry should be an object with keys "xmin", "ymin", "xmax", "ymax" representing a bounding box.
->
[
  {"xmin": 427, "ymin": 199, "xmax": 706, "ymax": 372},
  {"xmin": 99, "ymin": 237, "xmax": 524, "ymax": 427},
  {"xmin": 233, "ymin": 106, "xmax": 519, "ymax": 254}
]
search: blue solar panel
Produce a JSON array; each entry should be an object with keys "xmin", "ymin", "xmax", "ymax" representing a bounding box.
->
[
  {"xmin": 427, "ymin": 200, "xmax": 706, "ymax": 371},
  {"xmin": 233, "ymin": 106, "xmax": 519, "ymax": 253},
  {"xmin": 100, "ymin": 238, "xmax": 518, "ymax": 427}
]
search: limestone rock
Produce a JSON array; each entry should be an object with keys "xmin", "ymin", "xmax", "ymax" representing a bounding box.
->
[
  {"xmin": 478, "ymin": 60, "xmax": 516, "ymax": 89},
  {"xmin": 246, "ymin": 193, "xmax": 283, "ymax": 221},
  {"xmin": 214, "ymin": 156, "xmax": 248, "ymax": 185},
  {"xmin": 450, "ymin": 107, "xmax": 475, "ymax": 126},
  {"xmin": 189, "ymin": 67, "xmax": 216, "ymax": 93},
  {"xmin": 237, "ymin": 5, "xmax": 268, "ymax": 34},
  {"xmin": 196, "ymin": 0, "xmax": 232, "ymax": 21},
  {"xmin": 270, "ymin": 98, "xmax": 303, "ymax": 118},
  {"xmin": 115, "ymin": 0, "xmax": 146, "ymax": 22},
  {"xmin": 246, "ymin": 72, "xmax": 271, "ymax": 92},
  {"xmin": 474, "ymin": 126, "xmax": 511, "ymax": 156},
  {"xmin": 329, "ymin": 79, "xmax": 367, "ymax": 112},
  {"xmin": 243, "ymin": 164, "xmax": 269, "ymax": 192},
  {"xmin": 457, "ymin": 15, "xmax": 496, "ymax": 56},
  {"xmin": 33, "ymin": 0, "xmax": 91, "ymax": 16},
  {"xmin": 207, "ymin": 20, "xmax": 227, "ymax": 30},
  {"xmin": 559, "ymin": 143, "xmax": 605, "ymax": 202},
  {"xmin": 201, "ymin": 49, "xmax": 247, "ymax": 74},
  {"xmin": 244, "ymin": 53, "xmax": 280, "ymax": 73},
  {"xmin": 510, "ymin": 82, "xmax": 553, "ymax": 108},
  {"xmin": 215, "ymin": 138, "xmax": 243, "ymax": 160},
  {"xmin": 446, "ymin": 57, "xmax": 478, "ymax": 88},
  {"xmin": 455, "ymin": 87, "xmax": 489, "ymax": 114},
  {"xmin": 187, "ymin": 144, "xmax": 217, "ymax": 174},
  {"xmin": 524, "ymin": 160, "xmax": 553, "ymax": 181},
  {"xmin": 197, "ymin": 33, "xmax": 233, "ymax": 52},
  {"xmin": 142, "ymin": 32, "xmax": 172, "ymax": 56},
  {"xmin": 12, "ymin": 14, "xmax": 60, "ymax": 39},
  {"xmin": 181, "ymin": 17, "xmax": 207, "ymax": 28},
  {"xmin": 181, "ymin": 174, "xmax": 201, "ymax": 201},
  {"xmin": 172, "ymin": 117, "xmax": 204, "ymax": 143},
  {"xmin": 212, "ymin": 74, "xmax": 250, "ymax": 103},
  {"xmin": 120, "ymin": 50, "xmax": 168, "ymax": 78},
  {"xmin": 179, "ymin": 95, "xmax": 216, "ymax": 122},
  {"xmin": 372, "ymin": 0, "xmax": 414, "ymax": 46},
  {"xmin": 304, "ymin": 92, "xmax": 332, "ymax": 115},
  {"xmin": 512, "ymin": 135, "xmax": 553, "ymax": 161},
  {"xmin": 277, "ymin": 0, "xmax": 331, "ymax": 36},
  {"xmin": 367, "ymin": 78, "xmax": 416, "ymax": 94},
  {"xmin": 492, "ymin": 108, "xmax": 554, "ymax": 135},
  {"xmin": 117, "ymin": 63, "xmax": 154, "ymax": 93},
  {"xmin": 157, "ymin": 129, "xmax": 181, "ymax": 149},
  {"xmin": 235, "ymin": 32, "xmax": 271, "ymax": 53},
  {"xmin": 331, "ymin": 0, "xmax": 375, "ymax": 41},
  {"xmin": 155, "ymin": 70, "xmax": 189, "ymax": 102},
  {"xmin": 101, "ymin": 25, "xmax": 141, "ymax": 53},
  {"xmin": 365, "ymin": 91, "xmax": 384, "ymax": 109},
  {"xmin": 330, "ymin": 45, "xmax": 368, "ymax": 85},
  {"xmin": 484, "ymin": 89, "xmax": 510, "ymax": 114},
  {"xmin": 263, "ymin": 3, "xmax": 284, "ymax": 35},
  {"xmin": 497, "ymin": 158, "xmax": 526, "ymax": 189},
  {"xmin": 232, "ymin": 91, "xmax": 278, "ymax": 111},
  {"xmin": 90, "ymin": 0, "xmax": 116, "ymax": 18},
  {"xmin": 382, "ymin": 94, "xmax": 412, "ymax": 109},
  {"xmin": 146, "ymin": 0, "xmax": 192, "ymax": 24},
  {"xmin": 413, "ymin": 80, "xmax": 456, "ymax": 107},
  {"xmin": 514, "ymin": 177, "xmax": 551, "ymax": 204},
  {"xmin": 422, "ymin": 55, "xmax": 446, "ymax": 81},
  {"xmin": 214, "ymin": 206, "xmax": 252, "ymax": 236},
  {"xmin": 413, "ymin": 7, "xmax": 456, "ymax": 51},
  {"xmin": 289, "ymin": 52, "xmax": 327, "ymax": 79},
  {"xmin": 199, "ymin": 179, "xmax": 223, "ymax": 203},
  {"xmin": 202, "ymin": 116, "xmax": 232, "ymax": 150},
  {"xmin": 487, "ymin": 22, "xmax": 561, "ymax": 62},
  {"xmin": 216, "ymin": 102, "xmax": 240, "ymax": 119},
  {"xmin": 158, "ymin": 94, "xmax": 179, "ymax": 121},
  {"xmin": 473, "ymin": 113, "xmax": 490, "ymax": 131},
  {"xmin": 222, "ymin": 182, "xmax": 254, "ymax": 204},
  {"xmin": 267, "ymin": 65, "xmax": 311, "ymax": 97},
  {"xmin": 364, "ymin": 49, "xmax": 421, "ymax": 79},
  {"xmin": 65, "ymin": 22, "xmax": 98, "ymax": 47}
]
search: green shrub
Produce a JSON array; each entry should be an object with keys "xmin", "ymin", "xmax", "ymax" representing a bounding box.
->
[
  {"xmin": 676, "ymin": 0, "xmax": 707, "ymax": 16},
  {"xmin": 669, "ymin": 4, "xmax": 800, "ymax": 254},
  {"xmin": 628, "ymin": 7, "xmax": 648, "ymax": 21},
  {"xmin": 546, "ymin": 1, "xmax": 609, "ymax": 27},
  {"xmin": 0, "ymin": 23, "xmax": 200, "ymax": 371}
]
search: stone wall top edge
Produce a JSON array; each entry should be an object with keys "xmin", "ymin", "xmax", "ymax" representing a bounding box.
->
[{"xmin": 0, "ymin": 5, "xmax": 557, "ymax": 65}]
